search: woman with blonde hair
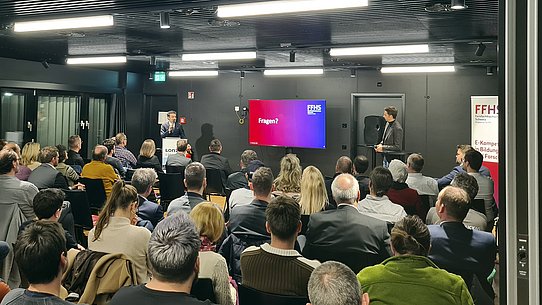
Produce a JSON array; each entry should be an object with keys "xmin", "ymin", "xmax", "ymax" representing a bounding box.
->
[
  {"xmin": 88, "ymin": 181, "xmax": 151, "ymax": 283},
  {"xmin": 299, "ymin": 166, "xmax": 328, "ymax": 215},
  {"xmin": 136, "ymin": 139, "xmax": 163, "ymax": 173},
  {"xmin": 21, "ymin": 142, "xmax": 41, "ymax": 171},
  {"xmin": 190, "ymin": 202, "xmax": 235, "ymax": 305},
  {"xmin": 273, "ymin": 153, "xmax": 302, "ymax": 196}
]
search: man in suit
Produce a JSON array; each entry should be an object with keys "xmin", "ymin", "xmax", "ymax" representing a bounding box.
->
[
  {"xmin": 160, "ymin": 110, "xmax": 186, "ymax": 139},
  {"xmin": 28, "ymin": 146, "xmax": 68, "ymax": 190},
  {"xmin": 437, "ymin": 144, "xmax": 491, "ymax": 190},
  {"xmin": 200, "ymin": 138, "xmax": 232, "ymax": 184},
  {"xmin": 303, "ymin": 173, "xmax": 391, "ymax": 273},
  {"xmin": 131, "ymin": 168, "xmax": 163, "ymax": 230},
  {"xmin": 375, "ymin": 106, "xmax": 403, "ymax": 167}
]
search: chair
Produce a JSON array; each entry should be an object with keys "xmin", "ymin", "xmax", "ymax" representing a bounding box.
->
[
  {"xmin": 166, "ymin": 165, "xmax": 185, "ymax": 174},
  {"xmin": 238, "ymin": 283, "xmax": 308, "ymax": 305},
  {"xmin": 157, "ymin": 173, "xmax": 184, "ymax": 205},
  {"xmin": 124, "ymin": 168, "xmax": 135, "ymax": 181},
  {"xmin": 64, "ymin": 190, "xmax": 93, "ymax": 247},
  {"xmin": 79, "ymin": 178, "xmax": 107, "ymax": 214},
  {"xmin": 205, "ymin": 168, "xmax": 226, "ymax": 197},
  {"xmin": 191, "ymin": 278, "xmax": 217, "ymax": 303},
  {"xmin": 303, "ymin": 246, "xmax": 383, "ymax": 274}
]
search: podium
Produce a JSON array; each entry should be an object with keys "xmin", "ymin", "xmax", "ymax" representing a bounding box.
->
[{"xmin": 162, "ymin": 137, "xmax": 182, "ymax": 168}]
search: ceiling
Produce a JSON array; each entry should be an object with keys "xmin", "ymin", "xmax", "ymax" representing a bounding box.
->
[{"xmin": 0, "ymin": 0, "xmax": 498, "ymax": 73}]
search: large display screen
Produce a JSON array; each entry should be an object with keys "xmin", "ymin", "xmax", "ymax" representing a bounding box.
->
[{"xmin": 248, "ymin": 99, "xmax": 326, "ymax": 149}]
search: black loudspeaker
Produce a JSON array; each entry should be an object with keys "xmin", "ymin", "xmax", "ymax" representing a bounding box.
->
[{"xmin": 364, "ymin": 115, "xmax": 386, "ymax": 144}]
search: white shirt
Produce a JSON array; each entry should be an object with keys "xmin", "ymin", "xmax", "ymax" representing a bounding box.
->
[
  {"xmin": 358, "ymin": 194, "xmax": 407, "ymax": 223},
  {"xmin": 406, "ymin": 173, "xmax": 439, "ymax": 196},
  {"xmin": 229, "ymin": 187, "xmax": 254, "ymax": 213}
]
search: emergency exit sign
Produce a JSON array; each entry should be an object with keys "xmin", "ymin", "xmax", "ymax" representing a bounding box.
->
[{"xmin": 154, "ymin": 71, "xmax": 166, "ymax": 82}]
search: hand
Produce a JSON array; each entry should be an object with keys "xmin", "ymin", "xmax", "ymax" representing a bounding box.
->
[
  {"xmin": 72, "ymin": 183, "xmax": 85, "ymax": 190},
  {"xmin": 375, "ymin": 144, "xmax": 383, "ymax": 153},
  {"xmin": 77, "ymin": 244, "xmax": 86, "ymax": 251}
]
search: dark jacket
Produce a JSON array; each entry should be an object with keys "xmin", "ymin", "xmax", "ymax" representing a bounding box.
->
[
  {"xmin": 66, "ymin": 150, "xmax": 85, "ymax": 172},
  {"xmin": 136, "ymin": 155, "xmax": 163, "ymax": 173},
  {"xmin": 28, "ymin": 163, "xmax": 68, "ymax": 189},
  {"xmin": 219, "ymin": 233, "xmax": 270, "ymax": 283},
  {"xmin": 201, "ymin": 152, "xmax": 233, "ymax": 177},
  {"xmin": 137, "ymin": 195, "xmax": 163, "ymax": 229},
  {"xmin": 380, "ymin": 120, "xmax": 403, "ymax": 151},
  {"xmin": 105, "ymin": 156, "xmax": 126, "ymax": 178},
  {"xmin": 63, "ymin": 249, "xmax": 108, "ymax": 295},
  {"xmin": 160, "ymin": 121, "xmax": 186, "ymax": 139}
]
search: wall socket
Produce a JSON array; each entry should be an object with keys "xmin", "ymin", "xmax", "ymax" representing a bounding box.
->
[{"xmin": 234, "ymin": 106, "xmax": 240, "ymax": 111}]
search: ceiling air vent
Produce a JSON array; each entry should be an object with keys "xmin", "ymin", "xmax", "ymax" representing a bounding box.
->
[{"xmin": 424, "ymin": 3, "xmax": 452, "ymax": 12}]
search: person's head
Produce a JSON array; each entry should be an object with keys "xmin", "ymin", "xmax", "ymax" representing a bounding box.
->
[
  {"xmin": 0, "ymin": 149, "xmax": 19, "ymax": 175},
  {"xmin": 455, "ymin": 144, "xmax": 473, "ymax": 164},
  {"xmin": 244, "ymin": 160, "xmax": 265, "ymax": 181},
  {"xmin": 140, "ymin": 139, "xmax": 156, "ymax": 158},
  {"xmin": 132, "ymin": 168, "xmax": 157, "ymax": 197},
  {"xmin": 4, "ymin": 142, "xmax": 21, "ymax": 157},
  {"xmin": 406, "ymin": 153, "xmax": 424, "ymax": 173},
  {"xmin": 436, "ymin": 186, "xmax": 471, "ymax": 221},
  {"xmin": 15, "ymin": 220, "xmax": 67, "ymax": 285},
  {"xmin": 462, "ymin": 149, "xmax": 483, "ymax": 171},
  {"xmin": 450, "ymin": 172, "xmax": 479, "ymax": 202},
  {"xmin": 391, "ymin": 215, "xmax": 430, "ymax": 257},
  {"xmin": 353, "ymin": 155, "xmax": 369, "ymax": 175},
  {"xmin": 274, "ymin": 154, "xmax": 302, "ymax": 193},
  {"xmin": 39, "ymin": 146, "xmax": 59, "ymax": 166},
  {"xmin": 176, "ymin": 139, "xmax": 188, "ymax": 153},
  {"xmin": 208, "ymin": 139, "xmax": 222, "ymax": 153},
  {"xmin": 299, "ymin": 166, "xmax": 328, "ymax": 214},
  {"xmin": 388, "ymin": 159, "xmax": 408, "ymax": 183},
  {"xmin": 189, "ymin": 202, "xmax": 224, "ymax": 243},
  {"xmin": 251, "ymin": 167, "xmax": 274, "ymax": 198},
  {"xmin": 383, "ymin": 106, "xmax": 398, "ymax": 122},
  {"xmin": 115, "ymin": 132, "xmax": 127, "ymax": 147},
  {"xmin": 148, "ymin": 212, "xmax": 200, "ymax": 284},
  {"xmin": 93, "ymin": 181, "xmax": 138, "ymax": 241},
  {"xmin": 266, "ymin": 196, "xmax": 301, "ymax": 243},
  {"xmin": 92, "ymin": 145, "xmax": 108, "ymax": 161},
  {"xmin": 167, "ymin": 110, "xmax": 177, "ymax": 124},
  {"xmin": 335, "ymin": 156, "xmax": 353, "ymax": 174},
  {"xmin": 331, "ymin": 173, "xmax": 360, "ymax": 205},
  {"xmin": 308, "ymin": 261, "xmax": 369, "ymax": 305},
  {"xmin": 369, "ymin": 167, "xmax": 393, "ymax": 197},
  {"xmin": 55, "ymin": 144, "xmax": 68, "ymax": 163},
  {"xmin": 21, "ymin": 142, "xmax": 40, "ymax": 166},
  {"xmin": 68, "ymin": 135, "xmax": 82, "ymax": 151},
  {"xmin": 184, "ymin": 162, "xmax": 206, "ymax": 192},
  {"xmin": 33, "ymin": 189, "xmax": 65, "ymax": 220},
  {"xmin": 0, "ymin": 139, "xmax": 6, "ymax": 150},
  {"xmin": 102, "ymin": 138, "xmax": 116, "ymax": 156},
  {"xmin": 240, "ymin": 150, "xmax": 258, "ymax": 168}
]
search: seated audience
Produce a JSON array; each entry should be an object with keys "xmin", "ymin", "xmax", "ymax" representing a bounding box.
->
[
  {"xmin": 299, "ymin": 165, "xmax": 328, "ymax": 215},
  {"xmin": 437, "ymin": 144, "xmax": 491, "ymax": 190},
  {"xmin": 103, "ymin": 138, "xmax": 126, "ymax": 178},
  {"xmin": 225, "ymin": 149, "xmax": 258, "ymax": 190},
  {"xmin": 273, "ymin": 153, "xmax": 302, "ymax": 198},
  {"xmin": 227, "ymin": 160, "xmax": 264, "ymax": 212},
  {"xmin": 308, "ymin": 261, "xmax": 370, "ymax": 305},
  {"xmin": 3, "ymin": 142, "xmax": 31, "ymax": 181},
  {"xmin": 241, "ymin": 195, "xmax": 320, "ymax": 296},
  {"xmin": 190, "ymin": 203, "xmax": 235, "ymax": 305},
  {"xmin": 55, "ymin": 145, "xmax": 79, "ymax": 187},
  {"xmin": 353, "ymin": 155, "xmax": 370, "ymax": 199},
  {"xmin": 65, "ymin": 135, "xmax": 85, "ymax": 173},
  {"xmin": 463, "ymin": 149, "xmax": 497, "ymax": 223},
  {"xmin": 21, "ymin": 142, "xmax": 41, "ymax": 171},
  {"xmin": 165, "ymin": 139, "xmax": 192, "ymax": 168},
  {"xmin": 132, "ymin": 168, "xmax": 163, "ymax": 230},
  {"xmin": 114, "ymin": 132, "xmax": 137, "ymax": 169},
  {"xmin": 426, "ymin": 173, "xmax": 488, "ymax": 231},
  {"xmin": 357, "ymin": 215, "xmax": 474, "ymax": 305},
  {"xmin": 358, "ymin": 167, "xmax": 406, "ymax": 223},
  {"xmin": 0, "ymin": 149, "xmax": 38, "ymax": 220},
  {"xmin": 1, "ymin": 221, "xmax": 74, "ymax": 305},
  {"xmin": 109, "ymin": 212, "xmax": 214, "ymax": 305},
  {"xmin": 303, "ymin": 174, "xmax": 391, "ymax": 273},
  {"xmin": 136, "ymin": 139, "xmax": 163, "ymax": 173},
  {"xmin": 386, "ymin": 160, "xmax": 425, "ymax": 219},
  {"xmin": 324, "ymin": 156, "xmax": 353, "ymax": 209},
  {"xmin": 28, "ymin": 146, "xmax": 68, "ymax": 189},
  {"xmin": 81, "ymin": 145, "xmax": 118, "ymax": 198},
  {"xmin": 167, "ymin": 162, "xmax": 207, "ymax": 215},
  {"xmin": 200, "ymin": 139, "xmax": 232, "ymax": 184},
  {"xmin": 405, "ymin": 153, "xmax": 438, "ymax": 196},
  {"xmin": 88, "ymin": 181, "xmax": 151, "ymax": 283}
]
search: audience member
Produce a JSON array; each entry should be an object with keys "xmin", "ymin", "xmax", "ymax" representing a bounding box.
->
[
  {"xmin": 114, "ymin": 132, "xmax": 137, "ymax": 169},
  {"xmin": 136, "ymin": 139, "xmax": 163, "ymax": 173},
  {"xmin": 299, "ymin": 165, "xmax": 328, "ymax": 215},
  {"xmin": 132, "ymin": 168, "xmax": 163, "ymax": 230},
  {"xmin": 357, "ymin": 215, "xmax": 474, "ymax": 305},
  {"xmin": 437, "ymin": 144, "xmax": 491, "ymax": 189},
  {"xmin": 463, "ymin": 149, "xmax": 496, "ymax": 223},
  {"xmin": 358, "ymin": 167, "xmax": 406, "ymax": 223},
  {"xmin": 65, "ymin": 135, "xmax": 85, "ymax": 173},
  {"xmin": 308, "ymin": 261, "xmax": 370, "ymax": 305},
  {"xmin": 165, "ymin": 139, "xmax": 192, "ymax": 168},
  {"xmin": 386, "ymin": 159, "xmax": 425, "ymax": 219},
  {"xmin": 0, "ymin": 149, "xmax": 38, "ymax": 220},
  {"xmin": 159, "ymin": 110, "xmax": 186, "ymax": 139},
  {"xmin": 167, "ymin": 162, "xmax": 207, "ymax": 215},
  {"xmin": 242, "ymin": 195, "xmax": 320, "ymax": 296},
  {"xmin": 190, "ymin": 203, "xmax": 235, "ymax": 305},
  {"xmin": 200, "ymin": 139, "xmax": 232, "ymax": 183},
  {"xmin": 28, "ymin": 146, "xmax": 68, "ymax": 189},
  {"xmin": 353, "ymin": 155, "xmax": 370, "ymax": 199},
  {"xmin": 225, "ymin": 149, "xmax": 258, "ymax": 190},
  {"xmin": 227, "ymin": 160, "xmax": 264, "ymax": 212},
  {"xmin": 273, "ymin": 153, "xmax": 302, "ymax": 196},
  {"xmin": 324, "ymin": 156, "xmax": 353, "ymax": 209},
  {"xmin": 374, "ymin": 106, "xmax": 403, "ymax": 167},
  {"xmin": 81, "ymin": 145, "xmax": 118, "ymax": 198},
  {"xmin": 88, "ymin": 181, "xmax": 151, "ymax": 283},
  {"xmin": 3, "ymin": 143, "xmax": 31, "ymax": 181},
  {"xmin": 405, "ymin": 153, "xmax": 438, "ymax": 196},
  {"xmin": 303, "ymin": 174, "xmax": 391, "ymax": 273},
  {"xmin": 21, "ymin": 142, "xmax": 41, "ymax": 171},
  {"xmin": 1, "ymin": 221, "xmax": 74, "ymax": 305},
  {"xmin": 103, "ymin": 138, "xmax": 126, "ymax": 178},
  {"xmin": 55, "ymin": 145, "xmax": 79, "ymax": 187}
]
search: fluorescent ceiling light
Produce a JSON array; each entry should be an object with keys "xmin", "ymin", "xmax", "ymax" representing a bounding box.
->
[
  {"xmin": 182, "ymin": 52, "xmax": 257, "ymax": 61},
  {"xmin": 66, "ymin": 56, "xmax": 127, "ymax": 65},
  {"xmin": 264, "ymin": 68, "xmax": 324, "ymax": 76},
  {"xmin": 217, "ymin": 0, "xmax": 368, "ymax": 18},
  {"xmin": 381, "ymin": 65, "xmax": 456, "ymax": 73},
  {"xmin": 330, "ymin": 44, "xmax": 429, "ymax": 56},
  {"xmin": 3, "ymin": 92, "xmax": 13, "ymax": 97},
  {"xmin": 169, "ymin": 70, "xmax": 219, "ymax": 77},
  {"xmin": 14, "ymin": 15, "xmax": 114, "ymax": 32}
]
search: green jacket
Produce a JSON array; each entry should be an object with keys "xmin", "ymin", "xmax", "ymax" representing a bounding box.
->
[{"xmin": 357, "ymin": 255, "xmax": 474, "ymax": 305}]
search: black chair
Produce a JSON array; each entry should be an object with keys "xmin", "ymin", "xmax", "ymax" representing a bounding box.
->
[
  {"xmin": 304, "ymin": 246, "xmax": 383, "ymax": 274},
  {"xmin": 166, "ymin": 165, "xmax": 185, "ymax": 174},
  {"xmin": 79, "ymin": 178, "xmax": 107, "ymax": 214},
  {"xmin": 238, "ymin": 283, "xmax": 308, "ymax": 305},
  {"xmin": 157, "ymin": 172, "xmax": 185, "ymax": 205},
  {"xmin": 125, "ymin": 168, "xmax": 135, "ymax": 181},
  {"xmin": 205, "ymin": 169, "xmax": 226, "ymax": 197},
  {"xmin": 64, "ymin": 189, "xmax": 93, "ymax": 247},
  {"xmin": 191, "ymin": 278, "xmax": 217, "ymax": 303}
]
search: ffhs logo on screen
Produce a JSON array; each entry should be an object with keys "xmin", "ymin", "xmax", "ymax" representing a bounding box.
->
[{"xmin": 307, "ymin": 105, "xmax": 322, "ymax": 115}]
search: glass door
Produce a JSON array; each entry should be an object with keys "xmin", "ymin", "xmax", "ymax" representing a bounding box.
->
[
  {"xmin": 0, "ymin": 89, "xmax": 36, "ymax": 145},
  {"xmin": 86, "ymin": 96, "xmax": 108, "ymax": 159},
  {"xmin": 36, "ymin": 94, "xmax": 81, "ymax": 148}
]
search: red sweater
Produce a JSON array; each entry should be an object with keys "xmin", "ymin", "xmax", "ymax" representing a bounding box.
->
[{"xmin": 387, "ymin": 183, "xmax": 427, "ymax": 220}]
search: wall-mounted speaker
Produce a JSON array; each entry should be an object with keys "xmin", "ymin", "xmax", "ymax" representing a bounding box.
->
[{"xmin": 364, "ymin": 115, "xmax": 386, "ymax": 145}]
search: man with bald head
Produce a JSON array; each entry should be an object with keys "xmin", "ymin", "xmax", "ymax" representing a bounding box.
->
[
  {"xmin": 325, "ymin": 156, "xmax": 354, "ymax": 209},
  {"xmin": 81, "ymin": 145, "xmax": 118, "ymax": 198},
  {"xmin": 303, "ymin": 173, "xmax": 391, "ymax": 273}
]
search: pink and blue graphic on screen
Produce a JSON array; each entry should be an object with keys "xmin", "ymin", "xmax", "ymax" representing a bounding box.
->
[{"xmin": 249, "ymin": 99, "xmax": 326, "ymax": 149}]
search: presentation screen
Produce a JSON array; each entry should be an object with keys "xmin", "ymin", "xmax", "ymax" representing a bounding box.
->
[{"xmin": 249, "ymin": 99, "xmax": 326, "ymax": 149}]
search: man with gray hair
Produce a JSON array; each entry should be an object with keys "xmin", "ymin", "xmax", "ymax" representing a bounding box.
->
[
  {"xmin": 132, "ymin": 168, "xmax": 163, "ymax": 230},
  {"xmin": 405, "ymin": 153, "xmax": 439, "ymax": 196},
  {"xmin": 109, "ymin": 212, "xmax": 215, "ymax": 305},
  {"xmin": 308, "ymin": 261, "xmax": 370, "ymax": 305},
  {"xmin": 167, "ymin": 162, "xmax": 207, "ymax": 215},
  {"xmin": 303, "ymin": 174, "xmax": 391, "ymax": 273}
]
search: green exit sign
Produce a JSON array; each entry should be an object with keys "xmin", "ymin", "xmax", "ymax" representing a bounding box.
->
[{"xmin": 154, "ymin": 71, "xmax": 166, "ymax": 82}]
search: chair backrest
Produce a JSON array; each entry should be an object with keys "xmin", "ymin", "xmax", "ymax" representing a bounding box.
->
[
  {"xmin": 472, "ymin": 198, "xmax": 486, "ymax": 214},
  {"xmin": 79, "ymin": 178, "xmax": 107, "ymax": 213},
  {"xmin": 191, "ymin": 278, "xmax": 217, "ymax": 303},
  {"xmin": 238, "ymin": 283, "xmax": 308, "ymax": 305},
  {"xmin": 124, "ymin": 168, "xmax": 135, "ymax": 181},
  {"xmin": 64, "ymin": 190, "xmax": 93, "ymax": 229},
  {"xmin": 306, "ymin": 246, "xmax": 383, "ymax": 274},
  {"xmin": 157, "ymin": 172, "xmax": 185, "ymax": 202},
  {"xmin": 166, "ymin": 165, "xmax": 185, "ymax": 174},
  {"xmin": 205, "ymin": 168, "xmax": 225, "ymax": 196}
]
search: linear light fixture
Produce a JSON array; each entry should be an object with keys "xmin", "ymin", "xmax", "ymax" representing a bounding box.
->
[
  {"xmin": 380, "ymin": 65, "xmax": 456, "ymax": 73},
  {"xmin": 264, "ymin": 68, "xmax": 324, "ymax": 76},
  {"xmin": 66, "ymin": 56, "xmax": 127, "ymax": 65},
  {"xmin": 330, "ymin": 44, "xmax": 429, "ymax": 56},
  {"xmin": 182, "ymin": 51, "xmax": 257, "ymax": 61},
  {"xmin": 168, "ymin": 70, "xmax": 219, "ymax": 77},
  {"xmin": 160, "ymin": 12, "xmax": 170, "ymax": 29},
  {"xmin": 217, "ymin": 0, "xmax": 368, "ymax": 18},
  {"xmin": 14, "ymin": 15, "xmax": 114, "ymax": 32}
]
